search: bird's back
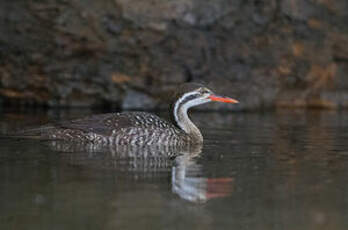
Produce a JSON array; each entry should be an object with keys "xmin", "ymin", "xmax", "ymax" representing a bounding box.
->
[{"xmin": 12, "ymin": 112, "xmax": 189, "ymax": 146}]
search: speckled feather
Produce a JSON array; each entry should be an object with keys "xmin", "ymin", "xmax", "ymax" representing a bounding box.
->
[{"xmin": 41, "ymin": 112, "xmax": 192, "ymax": 146}]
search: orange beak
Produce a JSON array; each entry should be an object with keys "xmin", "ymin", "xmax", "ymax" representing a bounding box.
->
[{"xmin": 209, "ymin": 95, "xmax": 239, "ymax": 104}]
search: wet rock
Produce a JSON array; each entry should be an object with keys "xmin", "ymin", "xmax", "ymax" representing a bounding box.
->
[
  {"xmin": 122, "ymin": 89, "xmax": 157, "ymax": 110},
  {"xmin": 281, "ymin": 0, "xmax": 316, "ymax": 21},
  {"xmin": 0, "ymin": 0, "xmax": 347, "ymax": 110}
]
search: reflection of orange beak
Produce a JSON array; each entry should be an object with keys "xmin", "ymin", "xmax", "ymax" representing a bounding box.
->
[
  {"xmin": 209, "ymin": 95, "xmax": 239, "ymax": 104},
  {"xmin": 206, "ymin": 177, "xmax": 234, "ymax": 200}
]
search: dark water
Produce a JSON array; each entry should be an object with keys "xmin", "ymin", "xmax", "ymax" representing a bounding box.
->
[{"xmin": 1, "ymin": 109, "xmax": 348, "ymax": 230}]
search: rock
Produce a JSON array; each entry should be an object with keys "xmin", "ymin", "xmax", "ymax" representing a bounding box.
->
[
  {"xmin": 0, "ymin": 0, "xmax": 348, "ymax": 110},
  {"xmin": 122, "ymin": 89, "xmax": 157, "ymax": 110}
]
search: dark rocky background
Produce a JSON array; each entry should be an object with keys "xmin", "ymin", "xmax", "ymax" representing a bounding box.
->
[{"xmin": 0, "ymin": 0, "xmax": 347, "ymax": 111}]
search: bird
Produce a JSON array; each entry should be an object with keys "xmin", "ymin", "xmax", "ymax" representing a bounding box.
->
[{"xmin": 10, "ymin": 83, "xmax": 238, "ymax": 146}]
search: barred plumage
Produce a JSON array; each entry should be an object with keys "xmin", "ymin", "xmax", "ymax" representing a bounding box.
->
[{"xmin": 11, "ymin": 83, "xmax": 238, "ymax": 147}]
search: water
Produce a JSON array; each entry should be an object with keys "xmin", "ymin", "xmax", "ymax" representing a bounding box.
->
[{"xmin": 1, "ymin": 109, "xmax": 348, "ymax": 229}]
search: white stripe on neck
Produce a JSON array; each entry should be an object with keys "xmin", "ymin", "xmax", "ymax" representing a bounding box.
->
[{"xmin": 174, "ymin": 91, "xmax": 204, "ymax": 133}]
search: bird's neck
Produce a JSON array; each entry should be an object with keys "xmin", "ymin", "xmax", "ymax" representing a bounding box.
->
[{"xmin": 173, "ymin": 101, "xmax": 203, "ymax": 144}]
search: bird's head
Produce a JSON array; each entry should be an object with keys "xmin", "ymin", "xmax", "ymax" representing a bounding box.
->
[{"xmin": 173, "ymin": 83, "xmax": 239, "ymax": 111}]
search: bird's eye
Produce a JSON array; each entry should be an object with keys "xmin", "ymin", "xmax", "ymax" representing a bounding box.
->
[{"xmin": 199, "ymin": 88, "xmax": 210, "ymax": 94}]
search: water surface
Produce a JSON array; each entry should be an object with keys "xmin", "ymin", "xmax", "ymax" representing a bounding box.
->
[{"xmin": 1, "ymin": 109, "xmax": 348, "ymax": 230}]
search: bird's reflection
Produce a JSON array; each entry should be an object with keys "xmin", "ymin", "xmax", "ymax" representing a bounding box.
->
[
  {"xmin": 48, "ymin": 141, "xmax": 233, "ymax": 203},
  {"xmin": 172, "ymin": 154, "xmax": 234, "ymax": 202}
]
